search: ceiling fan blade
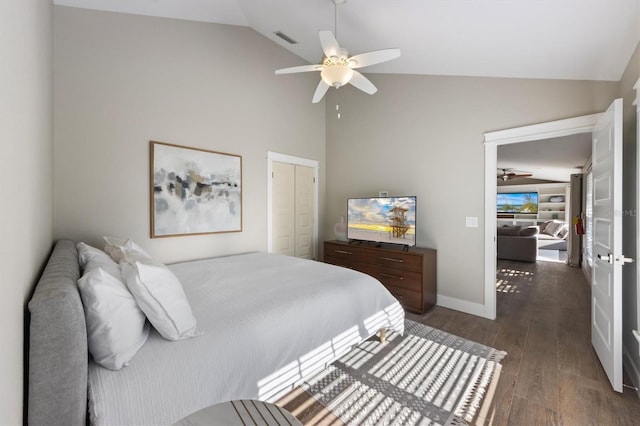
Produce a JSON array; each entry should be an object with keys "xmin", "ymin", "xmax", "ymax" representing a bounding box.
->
[
  {"xmin": 348, "ymin": 70, "xmax": 377, "ymax": 95},
  {"xmin": 275, "ymin": 64, "xmax": 322, "ymax": 75},
  {"xmin": 312, "ymin": 80, "xmax": 330, "ymax": 103},
  {"xmin": 348, "ymin": 49, "xmax": 401, "ymax": 69},
  {"xmin": 319, "ymin": 30, "xmax": 341, "ymax": 58}
]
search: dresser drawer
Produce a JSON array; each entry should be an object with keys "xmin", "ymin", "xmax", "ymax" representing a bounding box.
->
[
  {"xmin": 323, "ymin": 240, "xmax": 436, "ymax": 315},
  {"xmin": 324, "ymin": 256, "xmax": 367, "ymax": 272},
  {"xmin": 369, "ymin": 265, "xmax": 422, "ymax": 292},
  {"xmin": 386, "ymin": 286, "xmax": 422, "ymax": 312},
  {"xmin": 367, "ymin": 250, "xmax": 422, "ymax": 272},
  {"xmin": 324, "ymin": 242, "xmax": 367, "ymax": 263}
]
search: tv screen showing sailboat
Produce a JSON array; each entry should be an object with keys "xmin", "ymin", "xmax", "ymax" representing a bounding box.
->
[{"xmin": 347, "ymin": 196, "xmax": 416, "ymax": 246}]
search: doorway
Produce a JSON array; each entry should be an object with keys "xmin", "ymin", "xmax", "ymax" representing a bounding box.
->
[
  {"xmin": 267, "ymin": 151, "xmax": 319, "ymax": 259},
  {"xmin": 483, "ymin": 113, "xmax": 602, "ymax": 319}
]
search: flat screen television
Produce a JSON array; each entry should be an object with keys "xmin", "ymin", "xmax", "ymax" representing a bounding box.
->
[
  {"xmin": 347, "ymin": 196, "xmax": 416, "ymax": 247},
  {"xmin": 496, "ymin": 192, "xmax": 538, "ymax": 214}
]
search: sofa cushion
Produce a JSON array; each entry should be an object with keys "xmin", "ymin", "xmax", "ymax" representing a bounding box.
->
[
  {"xmin": 497, "ymin": 225, "xmax": 521, "ymax": 236},
  {"xmin": 519, "ymin": 226, "xmax": 539, "ymax": 236},
  {"xmin": 497, "ymin": 234, "xmax": 537, "ymax": 262}
]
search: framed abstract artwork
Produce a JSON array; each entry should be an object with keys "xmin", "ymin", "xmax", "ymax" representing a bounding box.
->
[{"xmin": 150, "ymin": 141, "xmax": 242, "ymax": 238}]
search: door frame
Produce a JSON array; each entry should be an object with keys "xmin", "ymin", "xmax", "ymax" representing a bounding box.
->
[
  {"xmin": 483, "ymin": 113, "xmax": 602, "ymax": 319},
  {"xmin": 632, "ymin": 80, "xmax": 640, "ymax": 354},
  {"xmin": 267, "ymin": 151, "xmax": 319, "ymax": 259}
]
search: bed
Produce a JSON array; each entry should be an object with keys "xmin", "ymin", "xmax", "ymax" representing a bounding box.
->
[{"xmin": 27, "ymin": 239, "xmax": 404, "ymax": 425}]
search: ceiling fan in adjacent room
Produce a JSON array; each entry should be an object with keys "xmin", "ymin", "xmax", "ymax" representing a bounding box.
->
[
  {"xmin": 497, "ymin": 168, "xmax": 533, "ymax": 181},
  {"xmin": 274, "ymin": 0, "xmax": 401, "ymax": 103}
]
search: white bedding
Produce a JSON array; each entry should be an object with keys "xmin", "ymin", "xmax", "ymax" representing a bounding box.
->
[{"xmin": 87, "ymin": 252, "xmax": 404, "ymax": 425}]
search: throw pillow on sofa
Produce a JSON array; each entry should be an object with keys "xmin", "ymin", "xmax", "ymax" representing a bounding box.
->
[
  {"xmin": 543, "ymin": 220, "xmax": 566, "ymax": 237},
  {"xmin": 556, "ymin": 224, "xmax": 569, "ymax": 239}
]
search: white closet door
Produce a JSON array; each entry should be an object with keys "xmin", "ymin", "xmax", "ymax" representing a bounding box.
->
[
  {"xmin": 271, "ymin": 161, "xmax": 295, "ymax": 256},
  {"xmin": 294, "ymin": 164, "xmax": 314, "ymax": 259},
  {"xmin": 271, "ymin": 162, "xmax": 315, "ymax": 259}
]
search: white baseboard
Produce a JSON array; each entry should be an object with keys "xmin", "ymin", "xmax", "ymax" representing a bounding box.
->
[
  {"xmin": 436, "ymin": 294, "xmax": 487, "ymax": 318},
  {"xmin": 623, "ymin": 344, "xmax": 640, "ymax": 397}
]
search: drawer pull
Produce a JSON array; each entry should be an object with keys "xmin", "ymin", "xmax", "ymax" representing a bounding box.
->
[
  {"xmin": 380, "ymin": 273, "xmax": 404, "ymax": 280},
  {"xmin": 335, "ymin": 249, "xmax": 352, "ymax": 255},
  {"xmin": 380, "ymin": 256, "xmax": 404, "ymax": 263}
]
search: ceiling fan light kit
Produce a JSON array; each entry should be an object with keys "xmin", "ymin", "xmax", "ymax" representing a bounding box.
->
[
  {"xmin": 321, "ymin": 64, "xmax": 353, "ymax": 88},
  {"xmin": 274, "ymin": 0, "xmax": 401, "ymax": 103}
]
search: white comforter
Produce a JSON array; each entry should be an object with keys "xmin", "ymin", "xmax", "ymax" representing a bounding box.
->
[{"xmin": 88, "ymin": 252, "xmax": 404, "ymax": 425}]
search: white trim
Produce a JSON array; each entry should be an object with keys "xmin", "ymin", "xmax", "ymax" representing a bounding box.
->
[
  {"xmin": 437, "ymin": 294, "xmax": 486, "ymax": 318},
  {"xmin": 635, "ymin": 78, "xmax": 640, "ymax": 348},
  {"xmin": 484, "ymin": 113, "xmax": 602, "ymax": 145},
  {"xmin": 267, "ymin": 151, "xmax": 320, "ymax": 259},
  {"xmin": 484, "ymin": 143, "xmax": 497, "ymax": 320},
  {"xmin": 624, "ymin": 344, "xmax": 640, "ymax": 397},
  {"xmin": 483, "ymin": 114, "xmax": 601, "ymax": 320}
]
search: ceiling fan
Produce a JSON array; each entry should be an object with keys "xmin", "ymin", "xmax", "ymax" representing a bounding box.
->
[
  {"xmin": 274, "ymin": 0, "xmax": 401, "ymax": 103},
  {"xmin": 498, "ymin": 168, "xmax": 533, "ymax": 181}
]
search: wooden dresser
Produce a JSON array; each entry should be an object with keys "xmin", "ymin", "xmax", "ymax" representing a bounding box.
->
[{"xmin": 323, "ymin": 240, "xmax": 437, "ymax": 314}]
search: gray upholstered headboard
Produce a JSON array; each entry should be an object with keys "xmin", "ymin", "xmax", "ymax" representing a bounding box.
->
[{"xmin": 27, "ymin": 239, "xmax": 87, "ymax": 426}]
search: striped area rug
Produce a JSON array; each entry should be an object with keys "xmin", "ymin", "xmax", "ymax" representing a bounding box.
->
[{"xmin": 301, "ymin": 319, "xmax": 506, "ymax": 426}]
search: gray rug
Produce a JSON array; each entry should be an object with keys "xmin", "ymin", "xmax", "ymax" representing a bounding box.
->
[{"xmin": 302, "ymin": 319, "xmax": 506, "ymax": 426}]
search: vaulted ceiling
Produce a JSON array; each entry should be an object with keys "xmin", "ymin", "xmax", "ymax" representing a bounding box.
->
[
  {"xmin": 54, "ymin": 0, "xmax": 638, "ymax": 182},
  {"xmin": 55, "ymin": 0, "xmax": 639, "ymax": 81}
]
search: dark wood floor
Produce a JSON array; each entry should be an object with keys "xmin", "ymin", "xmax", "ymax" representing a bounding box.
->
[{"xmin": 279, "ymin": 259, "xmax": 640, "ymax": 425}]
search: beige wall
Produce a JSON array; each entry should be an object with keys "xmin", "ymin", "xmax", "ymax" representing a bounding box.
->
[
  {"xmin": 324, "ymin": 75, "xmax": 618, "ymax": 308},
  {"xmin": 620, "ymin": 41, "xmax": 640, "ymax": 390},
  {"xmin": 0, "ymin": 0, "xmax": 54, "ymax": 423},
  {"xmin": 53, "ymin": 6, "xmax": 326, "ymax": 263},
  {"xmin": 11, "ymin": 4, "xmax": 636, "ymax": 420}
]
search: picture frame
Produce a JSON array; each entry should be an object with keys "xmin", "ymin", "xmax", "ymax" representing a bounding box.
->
[{"xmin": 150, "ymin": 141, "xmax": 242, "ymax": 238}]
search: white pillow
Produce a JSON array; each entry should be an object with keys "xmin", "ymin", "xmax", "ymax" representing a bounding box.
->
[
  {"xmin": 121, "ymin": 261, "xmax": 201, "ymax": 341},
  {"xmin": 556, "ymin": 223, "xmax": 569, "ymax": 239},
  {"xmin": 77, "ymin": 242, "xmax": 120, "ymax": 279},
  {"xmin": 544, "ymin": 221, "xmax": 565, "ymax": 237},
  {"xmin": 78, "ymin": 267, "xmax": 150, "ymax": 370},
  {"xmin": 103, "ymin": 236, "xmax": 152, "ymax": 263}
]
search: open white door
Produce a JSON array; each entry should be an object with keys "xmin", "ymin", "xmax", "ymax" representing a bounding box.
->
[{"xmin": 591, "ymin": 98, "xmax": 630, "ymax": 393}]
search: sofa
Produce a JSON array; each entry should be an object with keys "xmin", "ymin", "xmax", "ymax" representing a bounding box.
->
[
  {"xmin": 497, "ymin": 220, "xmax": 569, "ymax": 262},
  {"xmin": 497, "ymin": 225, "xmax": 539, "ymax": 262}
]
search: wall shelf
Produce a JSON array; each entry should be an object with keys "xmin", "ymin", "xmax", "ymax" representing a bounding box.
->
[{"xmin": 497, "ymin": 182, "xmax": 570, "ymax": 226}]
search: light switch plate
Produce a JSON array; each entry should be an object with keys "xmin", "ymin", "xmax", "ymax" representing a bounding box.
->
[{"xmin": 466, "ymin": 217, "xmax": 478, "ymax": 228}]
